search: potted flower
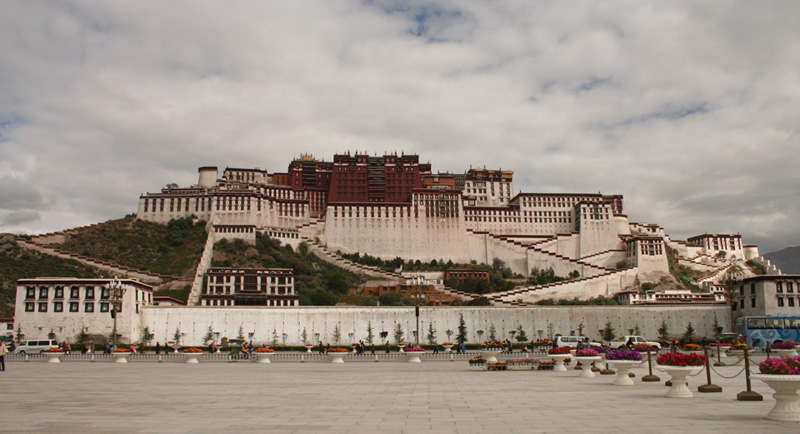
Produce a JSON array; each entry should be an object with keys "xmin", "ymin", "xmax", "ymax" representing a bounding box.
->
[
  {"xmin": 506, "ymin": 358, "xmax": 537, "ymax": 369},
  {"xmin": 605, "ymin": 350, "xmax": 643, "ymax": 385},
  {"xmin": 681, "ymin": 343, "xmax": 703, "ymax": 355},
  {"xmin": 112, "ymin": 347, "xmax": 133, "ymax": 364},
  {"xmin": 304, "ymin": 343, "xmax": 313, "ymax": 353},
  {"xmin": 537, "ymin": 360, "xmax": 555, "ymax": 370},
  {"xmin": 468, "ymin": 356, "xmax": 486, "ymax": 367},
  {"xmin": 182, "ymin": 347, "xmax": 203, "ymax": 364},
  {"xmin": 753, "ymin": 356, "xmax": 800, "ymax": 421},
  {"xmin": 771, "ymin": 341, "xmax": 798, "ymax": 357},
  {"xmin": 44, "ymin": 347, "xmax": 65, "ymax": 363},
  {"xmin": 487, "ymin": 361, "xmax": 507, "ymax": 371},
  {"xmin": 655, "ymin": 352, "xmax": 707, "ymax": 398},
  {"xmin": 481, "ymin": 341, "xmax": 504, "ymax": 363},
  {"xmin": 328, "ymin": 347, "xmax": 349, "ymax": 363},
  {"xmin": 548, "ymin": 347, "xmax": 572, "ymax": 372},
  {"xmin": 573, "ymin": 348, "xmax": 602, "ymax": 378},
  {"xmin": 442, "ymin": 342, "xmax": 455, "ymax": 353},
  {"xmin": 254, "ymin": 347, "xmax": 275, "ymax": 364},
  {"xmin": 403, "ymin": 346, "xmax": 425, "ymax": 363}
]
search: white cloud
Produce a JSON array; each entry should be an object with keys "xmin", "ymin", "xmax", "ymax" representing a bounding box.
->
[{"xmin": 0, "ymin": 0, "xmax": 798, "ymax": 253}]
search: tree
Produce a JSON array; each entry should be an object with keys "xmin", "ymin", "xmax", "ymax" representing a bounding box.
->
[
  {"xmin": 683, "ymin": 322, "xmax": 696, "ymax": 343},
  {"xmin": 634, "ymin": 325, "xmax": 641, "ymax": 336},
  {"xmin": 426, "ymin": 322, "xmax": 437, "ymax": 345},
  {"xmin": 393, "ymin": 323, "xmax": 405, "ymax": 344},
  {"xmin": 488, "ymin": 324, "xmax": 497, "ymax": 341},
  {"xmin": 456, "ymin": 314, "xmax": 468, "ymax": 344},
  {"xmin": 333, "ymin": 324, "xmax": 342, "ymax": 344},
  {"xmin": 578, "ymin": 322, "xmax": 585, "ymax": 336},
  {"xmin": 298, "ymin": 241, "xmax": 309, "ymax": 256},
  {"xmin": 301, "ymin": 328, "xmax": 308, "ymax": 344},
  {"xmin": 174, "ymin": 327, "xmax": 182, "ymax": 345},
  {"xmin": 202, "ymin": 325, "xmax": 214, "ymax": 343},
  {"xmin": 514, "ymin": 325, "xmax": 528, "ymax": 342},
  {"xmin": 16, "ymin": 326, "xmax": 23, "ymax": 343},
  {"xmin": 75, "ymin": 328, "xmax": 87, "ymax": 345},
  {"xmin": 657, "ymin": 320, "xmax": 670, "ymax": 342},
  {"xmin": 271, "ymin": 329, "xmax": 279, "ymax": 346},
  {"xmin": 601, "ymin": 321, "xmax": 616, "ymax": 342},
  {"xmin": 141, "ymin": 326, "xmax": 153, "ymax": 346},
  {"xmin": 366, "ymin": 322, "xmax": 375, "ymax": 345},
  {"xmin": 48, "ymin": 329, "xmax": 56, "ymax": 340}
]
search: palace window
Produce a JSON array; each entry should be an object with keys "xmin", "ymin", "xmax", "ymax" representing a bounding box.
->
[
  {"xmin": 54, "ymin": 287, "xmax": 63, "ymax": 298},
  {"xmin": 100, "ymin": 303, "xmax": 109, "ymax": 312},
  {"xmin": 85, "ymin": 287, "xmax": 95, "ymax": 300},
  {"xmin": 71, "ymin": 287, "xmax": 80, "ymax": 299},
  {"xmin": 26, "ymin": 287, "xmax": 35, "ymax": 299},
  {"xmin": 70, "ymin": 302, "xmax": 79, "ymax": 312},
  {"xmin": 751, "ymin": 298, "xmax": 756, "ymax": 308},
  {"xmin": 38, "ymin": 303, "xmax": 47, "ymax": 312},
  {"xmin": 777, "ymin": 282, "xmax": 783, "ymax": 293},
  {"xmin": 39, "ymin": 287, "xmax": 48, "ymax": 299},
  {"xmin": 85, "ymin": 303, "xmax": 95, "ymax": 313},
  {"xmin": 25, "ymin": 302, "xmax": 34, "ymax": 312},
  {"xmin": 778, "ymin": 297, "xmax": 785, "ymax": 307},
  {"xmin": 789, "ymin": 298, "xmax": 796, "ymax": 307},
  {"xmin": 54, "ymin": 302, "xmax": 63, "ymax": 312}
]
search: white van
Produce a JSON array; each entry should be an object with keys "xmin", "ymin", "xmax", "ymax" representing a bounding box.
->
[
  {"xmin": 13, "ymin": 339, "xmax": 60, "ymax": 354},
  {"xmin": 554, "ymin": 336, "xmax": 601, "ymax": 348}
]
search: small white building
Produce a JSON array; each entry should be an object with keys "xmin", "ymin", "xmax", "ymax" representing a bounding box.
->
[
  {"xmin": 202, "ymin": 268, "xmax": 298, "ymax": 307},
  {"xmin": 14, "ymin": 278, "xmax": 154, "ymax": 345},
  {"xmin": 731, "ymin": 275, "xmax": 800, "ymax": 320}
]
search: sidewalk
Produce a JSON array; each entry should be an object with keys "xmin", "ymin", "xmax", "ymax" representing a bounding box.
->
[{"xmin": 0, "ymin": 354, "xmax": 794, "ymax": 434}]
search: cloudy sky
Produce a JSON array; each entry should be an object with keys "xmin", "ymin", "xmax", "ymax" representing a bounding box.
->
[{"xmin": 1, "ymin": 1, "xmax": 798, "ymax": 254}]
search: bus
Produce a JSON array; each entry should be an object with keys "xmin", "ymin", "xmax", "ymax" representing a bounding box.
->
[{"xmin": 733, "ymin": 315, "xmax": 800, "ymax": 347}]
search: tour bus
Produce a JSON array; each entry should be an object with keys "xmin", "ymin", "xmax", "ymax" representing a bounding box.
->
[{"xmin": 733, "ymin": 314, "xmax": 800, "ymax": 347}]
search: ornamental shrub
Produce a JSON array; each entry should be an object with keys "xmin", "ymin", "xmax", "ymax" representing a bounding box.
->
[{"xmin": 770, "ymin": 341, "xmax": 797, "ymax": 350}]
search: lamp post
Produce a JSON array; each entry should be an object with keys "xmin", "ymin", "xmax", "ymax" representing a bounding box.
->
[
  {"xmin": 410, "ymin": 274, "xmax": 425, "ymax": 347},
  {"xmin": 107, "ymin": 277, "xmax": 126, "ymax": 349}
]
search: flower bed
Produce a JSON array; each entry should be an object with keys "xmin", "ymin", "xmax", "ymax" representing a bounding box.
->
[
  {"xmin": 606, "ymin": 349, "xmax": 643, "ymax": 361},
  {"xmin": 548, "ymin": 346, "xmax": 571, "ymax": 355},
  {"xmin": 468, "ymin": 356, "xmax": 486, "ymax": 366},
  {"xmin": 575, "ymin": 348, "xmax": 599, "ymax": 357},
  {"xmin": 112, "ymin": 348, "xmax": 131, "ymax": 353},
  {"xmin": 254, "ymin": 348, "xmax": 275, "ymax": 353},
  {"xmin": 771, "ymin": 341, "xmax": 797, "ymax": 350},
  {"xmin": 656, "ymin": 352, "xmax": 706, "ymax": 366},
  {"xmin": 403, "ymin": 346, "xmax": 425, "ymax": 352},
  {"xmin": 537, "ymin": 360, "xmax": 554, "ymax": 370},
  {"xmin": 682, "ymin": 344, "xmax": 701, "ymax": 351},
  {"xmin": 442, "ymin": 342, "xmax": 454, "ymax": 346},
  {"xmin": 328, "ymin": 347, "xmax": 349, "ymax": 353},
  {"xmin": 182, "ymin": 348, "xmax": 203, "ymax": 353},
  {"xmin": 45, "ymin": 347, "xmax": 64, "ymax": 353},
  {"xmin": 481, "ymin": 341, "xmax": 507, "ymax": 349},
  {"xmin": 759, "ymin": 355, "xmax": 800, "ymax": 375},
  {"xmin": 506, "ymin": 359, "xmax": 537, "ymax": 367},
  {"xmin": 634, "ymin": 344, "xmax": 658, "ymax": 353},
  {"xmin": 487, "ymin": 361, "xmax": 508, "ymax": 371},
  {"xmin": 532, "ymin": 339, "xmax": 553, "ymax": 347}
]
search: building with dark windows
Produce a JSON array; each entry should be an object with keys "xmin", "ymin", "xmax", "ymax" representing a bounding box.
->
[{"xmin": 202, "ymin": 268, "xmax": 297, "ymax": 307}]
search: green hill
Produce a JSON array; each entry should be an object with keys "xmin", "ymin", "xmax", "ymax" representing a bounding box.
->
[
  {"xmin": 55, "ymin": 216, "xmax": 208, "ymax": 277},
  {"xmin": 0, "ymin": 234, "xmax": 104, "ymax": 317}
]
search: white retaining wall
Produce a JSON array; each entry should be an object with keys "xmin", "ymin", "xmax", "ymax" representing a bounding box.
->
[{"xmin": 141, "ymin": 305, "xmax": 732, "ymax": 347}]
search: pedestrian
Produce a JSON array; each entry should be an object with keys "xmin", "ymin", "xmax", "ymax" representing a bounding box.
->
[
  {"xmin": 318, "ymin": 341, "xmax": 324, "ymax": 354},
  {"xmin": 155, "ymin": 342, "xmax": 161, "ymax": 355},
  {"xmin": 700, "ymin": 337, "xmax": 708, "ymax": 348},
  {"xmin": 385, "ymin": 341, "xmax": 390, "ymax": 354},
  {"xmin": 460, "ymin": 342, "xmax": 465, "ymax": 354},
  {"xmin": 371, "ymin": 344, "xmax": 375, "ymax": 355},
  {"xmin": 433, "ymin": 342, "xmax": 439, "ymax": 354},
  {"xmin": 625, "ymin": 337, "xmax": 634, "ymax": 350},
  {"xmin": 325, "ymin": 343, "xmax": 330, "ymax": 354},
  {"xmin": 0, "ymin": 340, "xmax": 8, "ymax": 371}
]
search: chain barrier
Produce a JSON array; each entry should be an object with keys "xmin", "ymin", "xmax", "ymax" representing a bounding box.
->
[{"xmin": 708, "ymin": 363, "xmax": 747, "ymax": 379}]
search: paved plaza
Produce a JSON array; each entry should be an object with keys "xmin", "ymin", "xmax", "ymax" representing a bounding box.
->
[{"xmin": 0, "ymin": 354, "xmax": 796, "ymax": 434}]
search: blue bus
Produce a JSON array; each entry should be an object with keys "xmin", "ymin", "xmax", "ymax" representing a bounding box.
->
[{"xmin": 733, "ymin": 315, "xmax": 800, "ymax": 347}]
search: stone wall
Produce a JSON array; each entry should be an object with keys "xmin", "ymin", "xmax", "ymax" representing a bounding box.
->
[{"xmin": 141, "ymin": 305, "xmax": 732, "ymax": 347}]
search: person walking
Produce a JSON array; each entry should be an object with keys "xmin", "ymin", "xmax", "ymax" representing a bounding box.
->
[{"xmin": 0, "ymin": 341, "xmax": 8, "ymax": 371}]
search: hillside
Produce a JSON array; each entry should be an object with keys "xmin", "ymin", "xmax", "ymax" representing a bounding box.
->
[
  {"xmin": 212, "ymin": 233, "xmax": 365, "ymax": 305},
  {"xmin": 0, "ymin": 234, "xmax": 103, "ymax": 317},
  {"xmin": 764, "ymin": 246, "xmax": 800, "ymax": 274},
  {"xmin": 55, "ymin": 216, "xmax": 208, "ymax": 277}
]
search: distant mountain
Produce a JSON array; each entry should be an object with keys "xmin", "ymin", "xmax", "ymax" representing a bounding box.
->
[{"xmin": 764, "ymin": 246, "xmax": 800, "ymax": 275}]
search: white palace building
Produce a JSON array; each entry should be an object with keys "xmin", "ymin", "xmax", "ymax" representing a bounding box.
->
[{"xmin": 11, "ymin": 152, "xmax": 786, "ymax": 346}]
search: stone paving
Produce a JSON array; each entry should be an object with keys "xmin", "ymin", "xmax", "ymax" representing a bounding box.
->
[{"xmin": 0, "ymin": 354, "xmax": 796, "ymax": 434}]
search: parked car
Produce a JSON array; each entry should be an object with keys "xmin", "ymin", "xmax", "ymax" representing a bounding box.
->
[
  {"xmin": 554, "ymin": 336, "xmax": 601, "ymax": 348},
  {"xmin": 608, "ymin": 335, "xmax": 661, "ymax": 349},
  {"xmin": 13, "ymin": 339, "xmax": 60, "ymax": 354}
]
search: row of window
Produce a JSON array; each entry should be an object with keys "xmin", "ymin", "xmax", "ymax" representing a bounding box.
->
[
  {"xmin": 776, "ymin": 282, "xmax": 797, "ymax": 293},
  {"xmin": 26, "ymin": 286, "xmax": 108, "ymax": 300},
  {"xmin": 25, "ymin": 301, "xmax": 113, "ymax": 313},
  {"xmin": 776, "ymin": 297, "xmax": 799, "ymax": 307}
]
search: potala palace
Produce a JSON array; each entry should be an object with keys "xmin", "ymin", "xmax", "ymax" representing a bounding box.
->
[{"xmin": 12, "ymin": 152, "xmax": 788, "ymax": 346}]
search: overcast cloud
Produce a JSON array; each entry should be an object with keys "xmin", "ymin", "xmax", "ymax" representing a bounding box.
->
[{"xmin": 0, "ymin": 0, "xmax": 798, "ymax": 253}]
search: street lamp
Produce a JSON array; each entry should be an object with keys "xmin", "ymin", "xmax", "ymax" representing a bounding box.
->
[
  {"xmin": 107, "ymin": 277, "xmax": 127, "ymax": 349},
  {"xmin": 410, "ymin": 274, "xmax": 426, "ymax": 347}
]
